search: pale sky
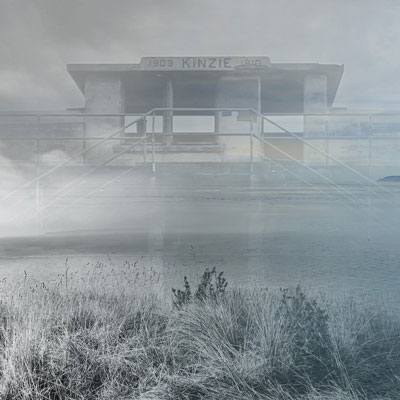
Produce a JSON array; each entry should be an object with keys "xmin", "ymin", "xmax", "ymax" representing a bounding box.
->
[{"xmin": 1, "ymin": 0, "xmax": 400, "ymax": 110}]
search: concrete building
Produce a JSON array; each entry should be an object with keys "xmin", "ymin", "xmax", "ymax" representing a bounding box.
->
[
  {"xmin": 1, "ymin": 56, "xmax": 400, "ymax": 180},
  {"xmin": 66, "ymin": 56, "xmax": 343, "ymax": 163}
]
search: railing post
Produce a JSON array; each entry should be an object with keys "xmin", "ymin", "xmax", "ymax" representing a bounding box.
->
[
  {"xmin": 368, "ymin": 136, "xmax": 372, "ymax": 177},
  {"xmin": 143, "ymin": 116, "xmax": 147, "ymax": 163},
  {"xmin": 36, "ymin": 115, "xmax": 41, "ymax": 226},
  {"xmin": 82, "ymin": 115, "xmax": 87, "ymax": 164},
  {"xmin": 325, "ymin": 120, "xmax": 329, "ymax": 166},
  {"xmin": 261, "ymin": 114, "xmax": 264, "ymax": 136},
  {"xmin": 249, "ymin": 112, "xmax": 253, "ymax": 172},
  {"xmin": 250, "ymin": 115, "xmax": 254, "ymax": 172},
  {"xmin": 152, "ymin": 111, "xmax": 156, "ymax": 173}
]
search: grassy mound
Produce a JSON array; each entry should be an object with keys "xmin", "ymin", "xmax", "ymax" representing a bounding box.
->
[{"xmin": 0, "ymin": 263, "xmax": 399, "ymax": 399}]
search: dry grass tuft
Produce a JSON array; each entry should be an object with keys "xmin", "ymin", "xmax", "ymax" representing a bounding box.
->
[{"xmin": 0, "ymin": 264, "xmax": 399, "ymax": 399}]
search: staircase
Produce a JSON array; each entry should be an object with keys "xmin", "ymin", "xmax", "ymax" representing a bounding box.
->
[
  {"xmin": 115, "ymin": 131, "xmax": 225, "ymax": 153},
  {"xmin": 2, "ymin": 107, "xmax": 398, "ymax": 234}
]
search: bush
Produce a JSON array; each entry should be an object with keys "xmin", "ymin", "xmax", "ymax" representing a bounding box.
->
[
  {"xmin": 172, "ymin": 267, "xmax": 227, "ymax": 309},
  {"xmin": 274, "ymin": 285, "xmax": 335, "ymax": 392},
  {"xmin": 2, "ymin": 263, "xmax": 400, "ymax": 399}
]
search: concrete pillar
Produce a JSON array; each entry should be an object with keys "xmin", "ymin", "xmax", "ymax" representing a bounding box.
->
[
  {"xmin": 84, "ymin": 73, "xmax": 124, "ymax": 164},
  {"xmin": 163, "ymin": 78, "xmax": 173, "ymax": 145},
  {"xmin": 303, "ymin": 74, "xmax": 328, "ymax": 138},
  {"xmin": 216, "ymin": 76, "xmax": 262, "ymax": 161}
]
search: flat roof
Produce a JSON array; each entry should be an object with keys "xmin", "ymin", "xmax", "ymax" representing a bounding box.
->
[{"xmin": 67, "ymin": 56, "xmax": 344, "ymax": 106}]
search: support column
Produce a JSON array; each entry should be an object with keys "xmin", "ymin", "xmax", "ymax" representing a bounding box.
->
[
  {"xmin": 303, "ymin": 74, "xmax": 329, "ymax": 164},
  {"xmin": 216, "ymin": 76, "xmax": 261, "ymax": 161},
  {"xmin": 163, "ymin": 78, "xmax": 173, "ymax": 145},
  {"xmin": 84, "ymin": 74, "xmax": 124, "ymax": 165},
  {"xmin": 303, "ymin": 74, "xmax": 328, "ymax": 138}
]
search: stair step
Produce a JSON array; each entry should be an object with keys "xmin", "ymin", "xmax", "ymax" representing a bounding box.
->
[{"xmin": 113, "ymin": 144, "xmax": 226, "ymax": 153}]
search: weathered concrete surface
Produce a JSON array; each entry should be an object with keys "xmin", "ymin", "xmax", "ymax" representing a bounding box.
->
[
  {"xmin": 303, "ymin": 74, "xmax": 328, "ymax": 137},
  {"xmin": 84, "ymin": 74, "xmax": 124, "ymax": 164}
]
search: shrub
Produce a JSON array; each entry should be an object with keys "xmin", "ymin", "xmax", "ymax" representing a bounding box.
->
[
  {"xmin": 3, "ymin": 262, "xmax": 400, "ymax": 399},
  {"xmin": 172, "ymin": 276, "xmax": 192, "ymax": 309},
  {"xmin": 275, "ymin": 285, "xmax": 335, "ymax": 392},
  {"xmin": 172, "ymin": 267, "xmax": 227, "ymax": 309},
  {"xmin": 328, "ymin": 295, "xmax": 400, "ymax": 397}
]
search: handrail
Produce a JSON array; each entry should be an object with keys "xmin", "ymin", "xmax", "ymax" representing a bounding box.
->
[
  {"xmin": 2, "ymin": 110, "xmax": 400, "ymax": 117},
  {"xmin": 0, "ymin": 113, "xmax": 145, "ymax": 117},
  {"xmin": 250, "ymin": 134, "xmax": 363, "ymax": 206},
  {"xmin": 259, "ymin": 114, "xmax": 384, "ymax": 189},
  {"xmin": 36, "ymin": 135, "xmax": 149, "ymax": 212},
  {"xmin": 2, "ymin": 106, "xmax": 400, "ymax": 230},
  {"xmin": 254, "ymin": 140, "xmax": 393, "ymax": 228},
  {"xmin": 0, "ymin": 106, "xmax": 397, "ymax": 183},
  {"xmin": 0, "ymin": 113, "xmax": 149, "ymax": 203},
  {"xmin": 139, "ymin": 107, "xmax": 400, "ymax": 212},
  {"xmin": 148, "ymin": 109, "xmax": 388, "ymax": 217},
  {"xmin": 142, "ymin": 107, "xmax": 400, "ymax": 197},
  {"xmin": 13, "ymin": 135, "xmax": 149, "ymax": 227},
  {"xmin": 253, "ymin": 111, "xmax": 400, "ymax": 209},
  {"xmin": 258, "ymin": 154, "xmax": 361, "ymax": 211}
]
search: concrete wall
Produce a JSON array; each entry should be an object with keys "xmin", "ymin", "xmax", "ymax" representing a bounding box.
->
[
  {"xmin": 303, "ymin": 74, "xmax": 328, "ymax": 138},
  {"xmin": 263, "ymin": 138, "xmax": 304, "ymax": 161},
  {"xmin": 84, "ymin": 73, "xmax": 124, "ymax": 164},
  {"xmin": 216, "ymin": 76, "xmax": 263, "ymax": 161}
]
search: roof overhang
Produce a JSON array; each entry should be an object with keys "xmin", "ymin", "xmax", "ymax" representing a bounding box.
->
[{"xmin": 67, "ymin": 56, "xmax": 344, "ymax": 107}]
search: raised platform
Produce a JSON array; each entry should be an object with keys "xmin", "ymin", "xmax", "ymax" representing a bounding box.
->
[{"xmin": 113, "ymin": 143, "xmax": 226, "ymax": 153}]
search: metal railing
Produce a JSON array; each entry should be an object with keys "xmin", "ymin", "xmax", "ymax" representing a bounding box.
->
[
  {"xmin": 2, "ymin": 109, "xmax": 400, "ymax": 160},
  {"xmin": 2, "ymin": 108, "xmax": 400, "ymax": 170},
  {"xmin": 1, "ymin": 107, "xmax": 400, "ymax": 229},
  {"xmin": 0, "ymin": 113, "xmax": 151, "ymax": 230},
  {"xmin": 138, "ymin": 108, "xmax": 400, "ymax": 215}
]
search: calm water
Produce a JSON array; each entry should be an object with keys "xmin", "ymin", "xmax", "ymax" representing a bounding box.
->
[{"xmin": 1, "ymin": 173, "xmax": 400, "ymax": 294}]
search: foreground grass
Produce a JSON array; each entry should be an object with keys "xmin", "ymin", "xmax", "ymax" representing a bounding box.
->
[{"xmin": 0, "ymin": 263, "xmax": 399, "ymax": 399}]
